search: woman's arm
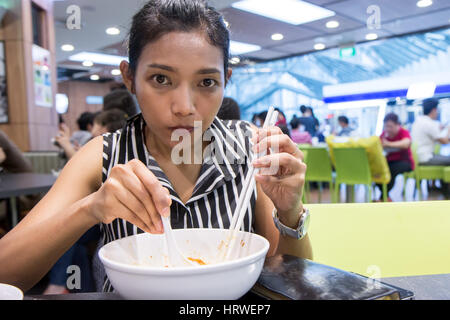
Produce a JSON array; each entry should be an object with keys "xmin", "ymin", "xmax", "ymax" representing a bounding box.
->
[
  {"xmin": 0, "ymin": 134, "xmax": 172, "ymax": 292},
  {"xmin": 254, "ymin": 181, "xmax": 312, "ymax": 259},
  {"xmin": 251, "ymin": 125, "xmax": 312, "ymax": 260},
  {"xmin": 0, "ymin": 137, "xmax": 103, "ymax": 291},
  {"xmin": 382, "ymin": 137, "xmax": 411, "ymax": 149}
]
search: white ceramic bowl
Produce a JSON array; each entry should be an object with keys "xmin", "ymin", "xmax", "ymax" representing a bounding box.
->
[
  {"xmin": 99, "ymin": 228, "xmax": 269, "ymax": 300},
  {"xmin": 0, "ymin": 283, "xmax": 24, "ymax": 300}
]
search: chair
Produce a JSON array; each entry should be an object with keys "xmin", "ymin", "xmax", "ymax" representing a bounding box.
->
[
  {"xmin": 333, "ymin": 147, "xmax": 388, "ymax": 203},
  {"xmin": 300, "ymin": 147, "xmax": 334, "ymax": 203},
  {"xmin": 410, "ymin": 144, "xmax": 445, "ymax": 200},
  {"xmin": 23, "ymin": 151, "xmax": 62, "ymax": 174}
]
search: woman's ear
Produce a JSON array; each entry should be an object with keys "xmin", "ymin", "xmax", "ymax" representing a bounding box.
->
[
  {"xmin": 225, "ymin": 67, "xmax": 232, "ymax": 87},
  {"xmin": 120, "ymin": 61, "xmax": 135, "ymax": 94}
]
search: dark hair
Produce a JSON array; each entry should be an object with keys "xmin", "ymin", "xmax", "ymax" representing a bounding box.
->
[
  {"xmin": 290, "ymin": 117, "xmax": 300, "ymax": 129},
  {"xmin": 300, "ymin": 105, "xmax": 307, "ymax": 114},
  {"xmin": 77, "ymin": 112, "xmax": 95, "ymax": 131},
  {"xmin": 103, "ymin": 89, "xmax": 137, "ymax": 118},
  {"xmin": 383, "ymin": 112, "xmax": 400, "ymax": 124},
  {"xmin": 94, "ymin": 109, "xmax": 128, "ymax": 132},
  {"xmin": 127, "ymin": 0, "xmax": 229, "ymax": 79},
  {"xmin": 338, "ymin": 116, "xmax": 349, "ymax": 125},
  {"xmin": 257, "ymin": 111, "xmax": 268, "ymax": 123},
  {"xmin": 277, "ymin": 124, "xmax": 291, "ymax": 138},
  {"xmin": 216, "ymin": 97, "xmax": 241, "ymax": 120},
  {"xmin": 422, "ymin": 98, "xmax": 438, "ymax": 115}
]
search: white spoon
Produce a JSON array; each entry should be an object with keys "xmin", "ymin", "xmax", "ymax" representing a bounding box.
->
[{"xmin": 161, "ymin": 216, "xmax": 197, "ymax": 267}]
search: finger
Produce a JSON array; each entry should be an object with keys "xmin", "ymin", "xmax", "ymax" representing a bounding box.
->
[
  {"xmin": 114, "ymin": 166, "xmax": 164, "ymax": 233},
  {"xmin": 253, "ymin": 153, "xmax": 304, "ymax": 176},
  {"xmin": 253, "ymin": 127, "xmax": 304, "ymax": 160},
  {"xmin": 109, "ymin": 176, "xmax": 162, "ymax": 233},
  {"xmin": 128, "ymin": 159, "xmax": 172, "ymax": 217}
]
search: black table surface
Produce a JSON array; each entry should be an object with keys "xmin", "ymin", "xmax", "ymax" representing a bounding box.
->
[
  {"xmin": 24, "ymin": 274, "xmax": 450, "ymax": 300},
  {"xmin": 0, "ymin": 173, "xmax": 57, "ymax": 198}
]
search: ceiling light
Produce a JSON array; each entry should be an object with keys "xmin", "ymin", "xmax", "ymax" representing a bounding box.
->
[
  {"xmin": 223, "ymin": 19, "xmax": 229, "ymax": 28},
  {"xmin": 69, "ymin": 52, "xmax": 128, "ymax": 66},
  {"xmin": 271, "ymin": 33, "xmax": 284, "ymax": 41},
  {"xmin": 82, "ymin": 60, "xmax": 93, "ymax": 67},
  {"xmin": 416, "ymin": 0, "xmax": 432, "ymax": 8},
  {"xmin": 90, "ymin": 74, "xmax": 100, "ymax": 81},
  {"xmin": 232, "ymin": 0, "xmax": 335, "ymax": 25},
  {"xmin": 326, "ymin": 20, "xmax": 339, "ymax": 28},
  {"xmin": 230, "ymin": 40, "xmax": 261, "ymax": 55},
  {"xmin": 106, "ymin": 27, "xmax": 120, "ymax": 35},
  {"xmin": 230, "ymin": 57, "xmax": 241, "ymax": 64},
  {"xmin": 365, "ymin": 33, "xmax": 378, "ymax": 41},
  {"xmin": 61, "ymin": 44, "xmax": 74, "ymax": 52},
  {"xmin": 314, "ymin": 43, "xmax": 326, "ymax": 50},
  {"xmin": 111, "ymin": 69, "xmax": 121, "ymax": 76}
]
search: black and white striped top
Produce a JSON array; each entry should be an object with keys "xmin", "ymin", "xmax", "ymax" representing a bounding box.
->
[{"xmin": 100, "ymin": 113, "xmax": 257, "ymax": 292}]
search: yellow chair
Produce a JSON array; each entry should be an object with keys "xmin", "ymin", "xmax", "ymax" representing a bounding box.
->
[{"xmin": 326, "ymin": 136, "xmax": 390, "ymax": 202}]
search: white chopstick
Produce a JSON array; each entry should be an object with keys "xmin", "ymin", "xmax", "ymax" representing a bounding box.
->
[{"xmin": 219, "ymin": 107, "xmax": 278, "ymax": 262}]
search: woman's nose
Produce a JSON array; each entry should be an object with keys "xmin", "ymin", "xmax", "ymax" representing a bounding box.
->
[{"xmin": 171, "ymin": 84, "xmax": 195, "ymax": 117}]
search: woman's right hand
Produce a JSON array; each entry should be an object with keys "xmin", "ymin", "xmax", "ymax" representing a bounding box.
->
[{"xmin": 87, "ymin": 159, "xmax": 172, "ymax": 234}]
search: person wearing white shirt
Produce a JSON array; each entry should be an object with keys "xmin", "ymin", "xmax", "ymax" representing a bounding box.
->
[{"xmin": 411, "ymin": 98, "xmax": 450, "ymax": 166}]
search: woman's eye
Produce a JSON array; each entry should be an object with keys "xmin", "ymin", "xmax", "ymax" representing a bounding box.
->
[
  {"xmin": 200, "ymin": 79, "xmax": 217, "ymax": 88},
  {"xmin": 151, "ymin": 74, "xmax": 170, "ymax": 85}
]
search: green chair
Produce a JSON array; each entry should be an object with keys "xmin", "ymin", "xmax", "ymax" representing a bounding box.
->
[
  {"xmin": 301, "ymin": 147, "xmax": 334, "ymax": 203},
  {"xmin": 410, "ymin": 143, "xmax": 445, "ymax": 200},
  {"xmin": 444, "ymin": 167, "xmax": 450, "ymax": 183},
  {"xmin": 333, "ymin": 147, "xmax": 388, "ymax": 203}
]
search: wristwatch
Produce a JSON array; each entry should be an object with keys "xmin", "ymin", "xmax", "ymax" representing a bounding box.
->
[{"xmin": 272, "ymin": 207, "xmax": 310, "ymax": 240}]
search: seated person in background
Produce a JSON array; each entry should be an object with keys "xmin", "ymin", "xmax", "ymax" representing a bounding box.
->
[
  {"xmin": 336, "ymin": 116, "xmax": 355, "ymax": 137},
  {"xmin": 70, "ymin": 112, "xmax": 95, "ymax": 147},
  {"xmin": 0, "ymin": 130, "xmax": 33, "ymax": 173},
  {"xmin": 91, "ymin": 109, "xmax": 128, "ymax": 137},
  {"xmin": 411, "ymin": 98, "xmax": 450, "ymax": 166},
  {"xmin": 290, "ymin": 116, "xmax": 312, "ymax": 145},
  {"xmin": 216, "ymin": 97, "xmax": 240, "ymax": 120},
  {"xmin": 298, "ymin": 105, "xmax": 316, "ymax": 137},
  {"xmin": 378, "ymin": 113, "xmax": 415, "ymax": 197},
  {"xmin": 103, "ymin": 89, "xmax": 138, "ymax": 118}
]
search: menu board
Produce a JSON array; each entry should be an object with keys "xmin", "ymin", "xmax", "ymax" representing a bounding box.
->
[{"xmin": 32, "ymin": 44, "xmax": 53, "ymax": 108}]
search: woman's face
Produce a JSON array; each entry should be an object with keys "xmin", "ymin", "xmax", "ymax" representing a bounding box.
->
[{"xmin": 121, "ymin": 31, "xmax": 230, "ymax": 149}]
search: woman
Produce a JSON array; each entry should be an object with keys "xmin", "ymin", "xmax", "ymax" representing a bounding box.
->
[
  {"xmin": 379, "ymin": 112, "xmax": 415, "ymax": 198},
  {"xmin": 0, "ymin": 0, "xmax": 311, "ymax": 293}
]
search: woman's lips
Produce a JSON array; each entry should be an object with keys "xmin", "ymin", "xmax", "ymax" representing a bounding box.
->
[{"xmin": 170, "ymin": 126, "xmax": 194, "ymax": 132}]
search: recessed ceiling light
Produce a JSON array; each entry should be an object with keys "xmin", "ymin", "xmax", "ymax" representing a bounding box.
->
[
  {"xmin": 271, "ymin": 33, "xmax": 284, "ymax": 41},
  {"xmin": 230, "ymin": 57, "xmax": 241, "ymax": 64},
  {"xmin": 82, "ymin": 60, "xmax": 94, "ymax": 67},
  {"xmin": 61, "ymin": 44, "xmax": 74, "ymax": 52},
  {"xmin": 230, "ymin": 40, "xmax": 261, "ymax": 55},
  {"xmin": 314, "ymin": 43, "xmax": 326, "ymax": 50},
  {"xmin": 416, "ymin": 0, "xmax": 432, "ymax": 8},
  {"xmin": 111, "ymin": 69, "xmax": 121, "ymax": 76},
  {"xmin": 106, "ymin": 27, "xmax": 120, "ymax": 35},
  {"xmin": 69, "ymin": 52, "xmax": 128, "ymax": 66},
  {"xmin": 232, "ymin": 0, "xmax": 335, "ymax": 25},
  {"xmin": 90, "ymin": 74, "xmax": 100, "ymax": 81},
  {"xmin": 365, "ymin": 33, "xmax": 378, "ymax": 40},
  {"xmin": 326, "ymin": 20, "xmax": 339, "ymax": 28}
]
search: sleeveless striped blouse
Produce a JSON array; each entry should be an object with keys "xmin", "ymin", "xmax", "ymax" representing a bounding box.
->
[{"xmin": 100, "ymin": 113, "xmax": 257, "ymax": 292}]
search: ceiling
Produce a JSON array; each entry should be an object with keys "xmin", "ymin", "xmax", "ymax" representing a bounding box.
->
[{"xmin": 52, "ymin": 0, "xmax": 450, "ymax": 81}]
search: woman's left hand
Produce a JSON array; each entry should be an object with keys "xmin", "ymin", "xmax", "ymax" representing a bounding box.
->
[{"xmin": 251, "ymin": 126, "xmax": 306, "ymax": 226}]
